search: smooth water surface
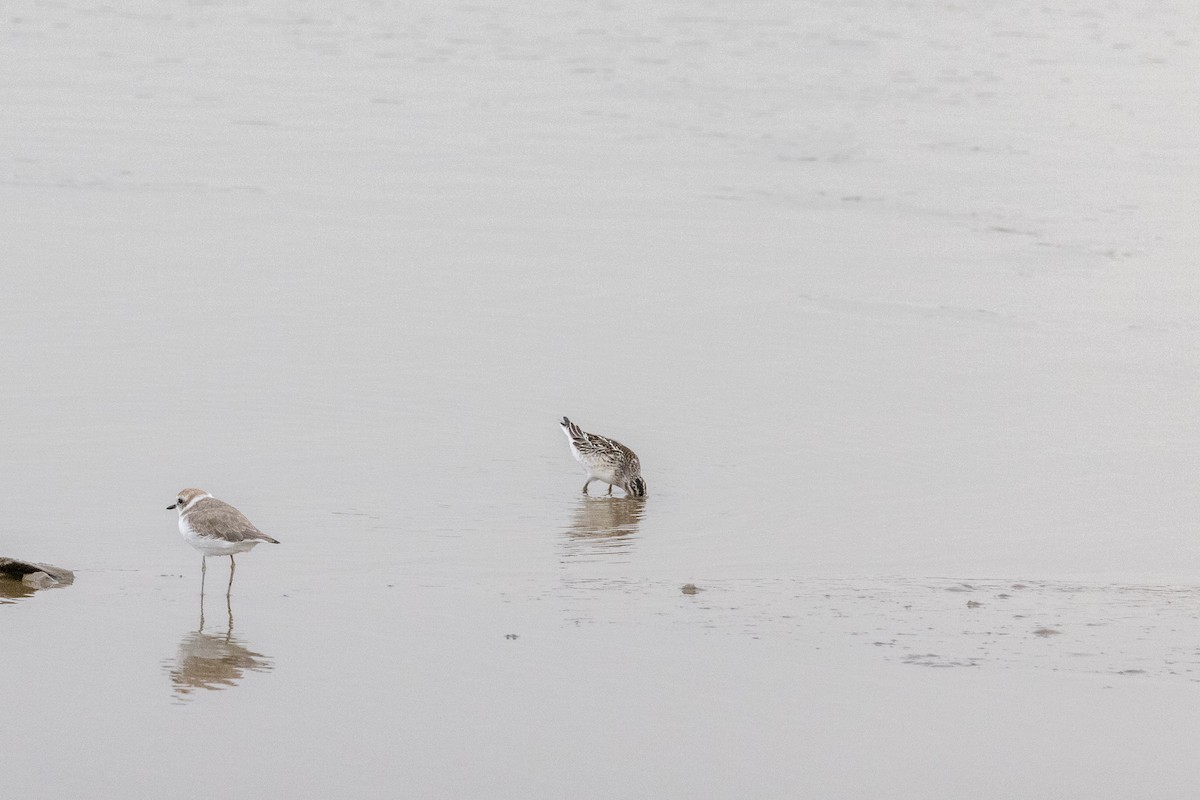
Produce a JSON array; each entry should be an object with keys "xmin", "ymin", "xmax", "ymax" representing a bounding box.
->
[{"xmin": 2, "ymin": 1, "xmax": 1199, "ymax": 797}]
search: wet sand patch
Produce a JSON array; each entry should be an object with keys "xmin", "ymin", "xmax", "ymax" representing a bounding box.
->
[{"xmin": 549, "ymin": 575, "xmax": 1200, "ymax": 682}]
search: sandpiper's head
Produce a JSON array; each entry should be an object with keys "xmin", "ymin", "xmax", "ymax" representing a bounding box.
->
[
  {"xmin": 624, "ymin": 476, "xmax": 647, "ymax": 498},
  {"xmin": 167, "ymin": 488, "xmax": 211, "ymax": 513}
]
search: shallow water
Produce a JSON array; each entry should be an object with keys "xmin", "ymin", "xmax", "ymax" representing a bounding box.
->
[{"xmin": 3, "ymin": 0, "xmax": 1200, "ymax": 797}]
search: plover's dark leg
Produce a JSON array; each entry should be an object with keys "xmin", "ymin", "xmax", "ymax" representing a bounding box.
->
[
  {"xmin": 606, "ymin": 484, "xmax": 613, "ymax": 496},
  {"xmin": 582, "ymin": 478, "xmax": 593, "ymax": 495},
  {"xmin": 198, "ymin": 573, "xmax": 206, "ymax": 631},
  {"xmin": 227, "ymin": 555, "xmax": 236, "ymax": 596}
]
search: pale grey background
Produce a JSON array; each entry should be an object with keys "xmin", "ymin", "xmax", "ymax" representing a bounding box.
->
[{"xmin": 2, "ymin": 1, "xmax": 1198, "ymax": 797}]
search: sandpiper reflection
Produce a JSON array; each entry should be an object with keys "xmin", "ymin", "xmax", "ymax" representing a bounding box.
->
[
  {"xmin": 165, "ymin": 581, "xmax": 272, "ymax": 701},
  {"xmin": 561, "ymin": 496, "xmax": 646, "ymax": 563}
]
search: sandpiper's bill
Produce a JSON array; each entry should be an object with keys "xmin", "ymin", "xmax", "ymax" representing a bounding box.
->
[
  {"xmin": 560, "ymin": 417, "xmax": 647, "ymax": 497},
  {"xmin": 167, "ymin": 488, "xmax": 279, "ymax": 589}
]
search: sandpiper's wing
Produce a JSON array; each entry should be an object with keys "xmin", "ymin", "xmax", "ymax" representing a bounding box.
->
[
  {"xmin": 560, "ymin": 417, "xmax": 588, "ymax": 447},
  {"xmin": 562, "ymin": 417, "xmax": 638, "ymax": 464},
  {"xmin": 191, "ymin": 498, "xmax": 280, "ymax": 544}
]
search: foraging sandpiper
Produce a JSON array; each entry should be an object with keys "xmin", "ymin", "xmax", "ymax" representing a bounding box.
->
[{"xmin": 559, "ymin": 417, "xmax": 647, "ymax": 497}]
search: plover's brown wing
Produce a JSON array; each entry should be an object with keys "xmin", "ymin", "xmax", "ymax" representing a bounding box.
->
[{"xmin": 190, "ymin": 498, "xmax": 280, "ymax": 544}]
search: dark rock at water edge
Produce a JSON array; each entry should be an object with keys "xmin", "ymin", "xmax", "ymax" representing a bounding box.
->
[{"xmin": 0, "ymin": 558, "xmax": 75, "ymax": 588}]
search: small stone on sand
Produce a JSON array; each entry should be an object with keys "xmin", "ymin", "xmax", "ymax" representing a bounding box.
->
[
  {"xmin": 681, "ymin": 584, "xmax": 701, "ymax": 595},
  {"xmin": 0, "ymin": 557, "xmax": 74, "ymax": 587},
  {"xmin": 21, "ymin": 571, "xmax": 57, "ymax": 589}
]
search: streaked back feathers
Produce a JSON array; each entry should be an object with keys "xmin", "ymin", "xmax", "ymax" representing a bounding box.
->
[{"xmin": 561, "ymin": 416, "xmax": 637, "ymax": 461}]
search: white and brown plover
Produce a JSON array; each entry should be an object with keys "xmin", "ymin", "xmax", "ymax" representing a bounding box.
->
[
  {"xmin": 559, "ymin": 417, "xmax": 647, "ymax": 497},
  {"xmin": 167, "ymin": 488, "xmax": 279, "ymax": 590}
]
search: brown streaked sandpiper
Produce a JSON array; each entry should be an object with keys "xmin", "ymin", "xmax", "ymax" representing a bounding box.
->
[{"xmin": 560, "ymin": 417, "xmax": 647, "ymax": 497}]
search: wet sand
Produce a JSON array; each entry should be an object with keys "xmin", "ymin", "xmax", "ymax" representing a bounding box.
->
[
  {"xmin": 3, "ymin": 0, "xmax": 1200, "ymax": 797},
  {"xmin": 8, "ymin": 568, "xmax": 1200, "ymax": 797}
]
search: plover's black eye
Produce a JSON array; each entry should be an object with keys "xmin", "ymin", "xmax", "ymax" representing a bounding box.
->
[{"xmin": 177, "ymin": 498, "xmax": 183, "ymax": 505}]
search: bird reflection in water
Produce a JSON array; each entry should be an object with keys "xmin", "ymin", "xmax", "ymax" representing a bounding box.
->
[
  {"xmin": 165, "ymin": 576, "xmax": 272, "ymax": 701},
  {"xmin": 561, "ymin": 496, "xmax": 646, "ymax": 563},
  {"xmin": 0, "ymin": 578, "xmax": 36, "ymax": 604}
]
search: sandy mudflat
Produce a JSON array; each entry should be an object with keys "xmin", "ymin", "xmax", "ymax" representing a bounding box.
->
[{"xmin": 8, "ymin": 567, "xmax": 1200, "ymax": 797}]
